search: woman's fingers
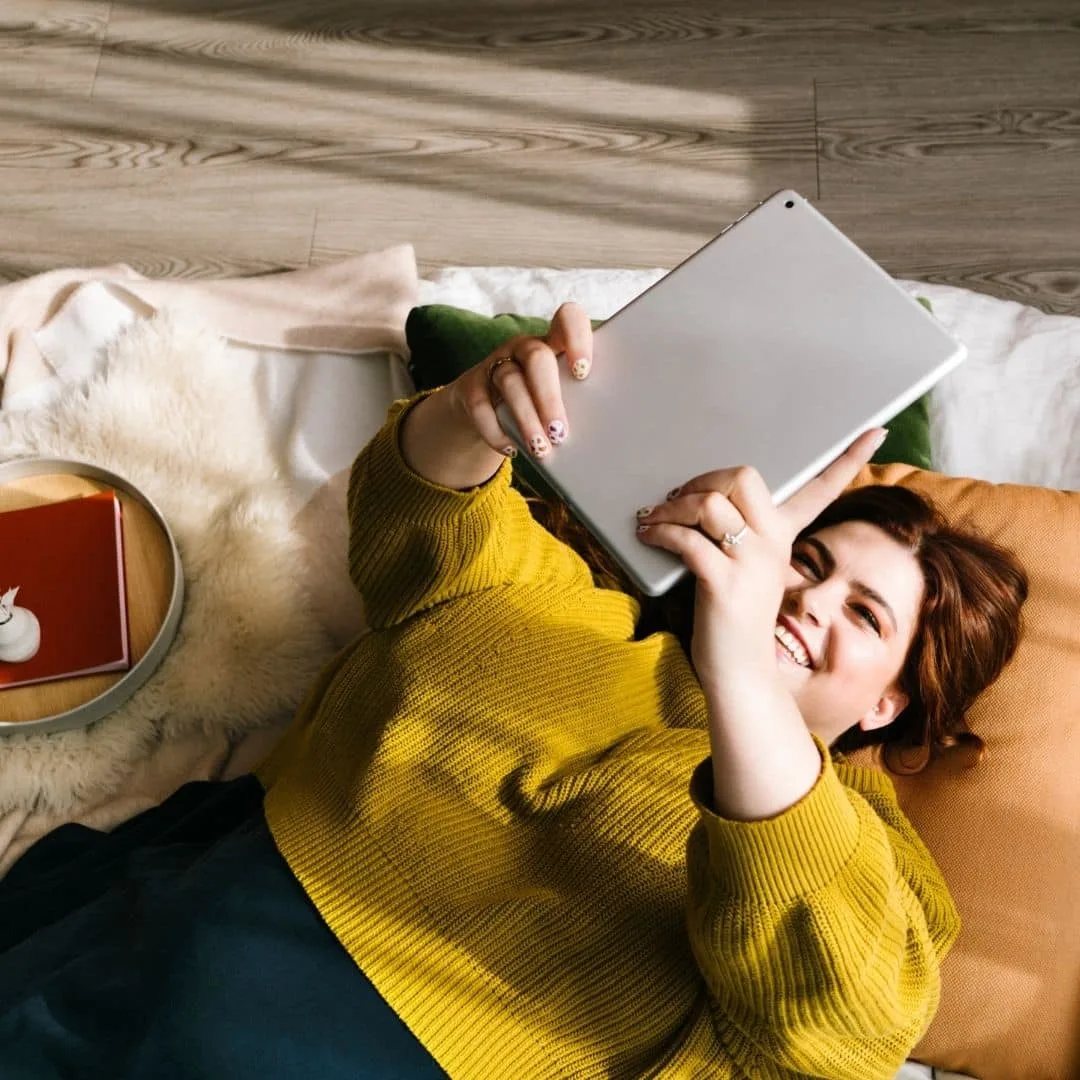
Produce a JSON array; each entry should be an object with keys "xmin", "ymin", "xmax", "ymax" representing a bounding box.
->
[
  {"xmin": 515, "ymin": 338, "xmax": 571, "ymax": 449},
  {"xmin": 481, "ymin": 335, "xmax": 570, "ymax": 458},
  {"xmin": 461, "ymin": 301, "xmax": 590, "ymax": 460},
  {"xmin": 491, "ymin": 351, "xmax": 553, "ymax": 458},
  {"xmin": 636, "ymin": 489, "xmax": 749, "ymax": 544},
  {"xmin": 636, "ymin": 518, "xmax": 727, "ymax": 583},
  {"xmin": 545, "ymin": 301, "xmax": 593, "ymax": 381},
  {"xmin": 642, "ymin": 426, "xmax": 887, "ymax": 550},
  {"xmin": 659, "ymin": 466, "xmax": 775, "ymax": 539}
]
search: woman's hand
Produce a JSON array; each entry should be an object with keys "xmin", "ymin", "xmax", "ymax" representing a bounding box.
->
[
  {"xmin": 636, "ymin": 431, "xmax": 886, "ymax": 820},
  {"xmin": 448, "ymin": 302, "xmax": 594, "ymax": 460},
  {"xmin": 635, "ymin": 429, "xmax": 887, "ymax": 693},
  {"xmin": 400, "ymin": 302, "xmax": 593, "ymax": 490}
]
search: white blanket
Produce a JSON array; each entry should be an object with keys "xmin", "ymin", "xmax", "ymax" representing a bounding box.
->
[{"xmin": 16, "ymin": 267, "xmax": 1071, "ymax": 518}]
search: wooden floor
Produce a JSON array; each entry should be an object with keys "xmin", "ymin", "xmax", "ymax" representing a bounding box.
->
[{"xmin": 3, "ymin": 0, "xmax": 1079, "ymax": 314}]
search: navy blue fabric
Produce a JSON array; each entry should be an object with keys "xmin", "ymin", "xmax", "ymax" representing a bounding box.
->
[{"xmin": 0, "ymin": 776, "xmax": 447, "ymax": 1080}]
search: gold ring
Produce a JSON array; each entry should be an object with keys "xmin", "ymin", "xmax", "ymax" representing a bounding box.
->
[{"xmin": 486, "ymin": 354, "xmax": 519, "ymax": 401}]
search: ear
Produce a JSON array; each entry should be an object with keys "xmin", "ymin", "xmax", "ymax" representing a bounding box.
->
[{"xmin": 858, "ymin": 685, "xmax": 909, "ymax": 733}]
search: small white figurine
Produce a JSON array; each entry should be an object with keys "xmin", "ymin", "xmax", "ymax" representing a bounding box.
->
[{"xmin": 0, "ymin": 586, "xmax": 41, "ymax": 663}]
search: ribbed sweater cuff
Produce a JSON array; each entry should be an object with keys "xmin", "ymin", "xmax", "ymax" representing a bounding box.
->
[
  {"xmin": 689, "ymin": 735, "xmax": 862, "ymax": 905},
  {"xmin": 361, "ymin": 391, "xmax": 513, "ymax": 524}
]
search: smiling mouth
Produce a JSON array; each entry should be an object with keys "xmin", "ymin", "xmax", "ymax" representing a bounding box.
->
[{"xmin": 774, "ymin": 623, "xmax": 812, "ymax": 668}]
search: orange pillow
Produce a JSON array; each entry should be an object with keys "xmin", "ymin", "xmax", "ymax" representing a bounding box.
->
[{"xmin": 846, "ymin": 463, "xmax": 1080, "ymax": 1080}]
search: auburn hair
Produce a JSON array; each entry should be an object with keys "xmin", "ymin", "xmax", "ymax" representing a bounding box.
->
[{"xmin": 526, "ymin": 483, "xmax": 1028, "ymax": 774}]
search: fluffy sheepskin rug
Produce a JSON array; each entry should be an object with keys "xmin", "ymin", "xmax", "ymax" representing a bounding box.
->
[{"xmin": 0, "ymin": 310, "xmax": 334, "ymax": 815}]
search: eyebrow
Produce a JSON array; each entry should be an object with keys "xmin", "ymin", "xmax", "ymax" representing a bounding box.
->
[{"xmin": 799, "ymin": 537, "xmax": 899, "ymax": 633}]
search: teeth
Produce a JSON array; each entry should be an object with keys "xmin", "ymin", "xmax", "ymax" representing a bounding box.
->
[{"xmin": 774, "ymin": 624, "xmax": 810, "ymax": 668}]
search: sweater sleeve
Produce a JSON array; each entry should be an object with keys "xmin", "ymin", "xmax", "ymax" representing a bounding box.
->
[
  {"xmin": 347, "ymin": 393, "xmax": 594, "ymax": 628},
  {"xmin": 684, "ymin": 737, "xmax": 960, "ymax": 1080}
]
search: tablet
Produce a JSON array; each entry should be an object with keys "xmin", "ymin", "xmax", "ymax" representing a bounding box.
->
[{"xmin": 495, "ymin": 189, "xmax": 966, "ymax": 597}]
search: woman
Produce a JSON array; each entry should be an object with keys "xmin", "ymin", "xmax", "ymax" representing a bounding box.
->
[{"xmin": 0, "ymin": 304, "xmax": 1027, "ymax": 1080}]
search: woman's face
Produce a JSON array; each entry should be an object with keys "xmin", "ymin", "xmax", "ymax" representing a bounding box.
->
[{"xmin": 773, "ymin": 520, "xmax": 925, "ymax": 746}]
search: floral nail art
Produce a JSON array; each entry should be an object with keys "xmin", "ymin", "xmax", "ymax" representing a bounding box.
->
[
  {"xmin": 529, "ymin": 434, "xmax": 551, "ymax": 458},
  {"xmin": 501, "ymin": 445, "xmax": 518, "ymax": 458},
  {"xmin": 547, "ymin": 419, "xmax": 567, "ymax": 444},
  {"xmin": 635, "ymin": 505, "xmax": 654, "ymax": 519},
  {"xmin": 571, "ymin": 357, "xmax": 591, "ymax": 380}
]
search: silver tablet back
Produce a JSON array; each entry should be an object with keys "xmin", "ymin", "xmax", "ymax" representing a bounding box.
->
[{"xmin": 497, "ymin": 189, "xmax": 966, "ymax": 596}]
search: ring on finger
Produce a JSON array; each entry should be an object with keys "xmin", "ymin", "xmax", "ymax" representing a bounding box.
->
[
  {"xmin": 719, "ymin": 524, "xmax": 750, "ymax": 549},
  {"xmin": 486, "ymin": 354, "xmax": 520, "ymax": 403}
]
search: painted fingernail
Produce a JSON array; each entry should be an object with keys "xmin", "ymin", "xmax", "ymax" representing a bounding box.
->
[
  {"xmin": 666, "ymin": 487, "xmax": 681, "ymax": 501},
  {"xmin": 636, "ymin": 523, "xmax": 650, "ymax": 534},
  {"xmin": 547, "ymin": 419, "xmax": 567, "ymax": 444},
  {"xmin": 571, "ymin": 357, "xmax": 591, "ymax": 380},
  {"xmin": 635, "ymin": 505, "xmax": 654, "ymax": 519},
  {"xmin": 529, "ymin": 434, "xmax": 550, "ymax": 458},
  {"xmin": 501, "ymin": 445, "xmax": 517, "ymax": 458}
]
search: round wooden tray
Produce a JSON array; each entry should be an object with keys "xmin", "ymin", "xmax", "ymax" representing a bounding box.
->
[{"xmin": 0, "ymin": 471, "xmax": 174, "ymax": 725}]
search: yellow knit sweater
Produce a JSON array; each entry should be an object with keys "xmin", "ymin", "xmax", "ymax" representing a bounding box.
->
[{"xmin": 258, "ymin": 396, "xmax": 960, "ymax": 1080}]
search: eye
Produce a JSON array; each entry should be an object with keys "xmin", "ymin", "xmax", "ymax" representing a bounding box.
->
[
  {"xmin": 854, "ymin": 604, "xmax": 881, "ymax": 635},
  {"xmin": 792, "ymin": 550, "xmax": 819, "ymax": 576}
]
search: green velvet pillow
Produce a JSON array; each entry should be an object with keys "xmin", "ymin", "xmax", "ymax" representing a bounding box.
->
[{"xmin": 404, "ymin": 301, "xmax": 934, "ymax": 499}]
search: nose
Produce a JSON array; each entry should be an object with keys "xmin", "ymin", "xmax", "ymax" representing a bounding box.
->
[
  {"xmin": 789, "ymin": 578, "xmax": 845, "ymax": 627},
  {"xmin": 793, "ymin": 591, "xmax": 823, "ymax": 628}
]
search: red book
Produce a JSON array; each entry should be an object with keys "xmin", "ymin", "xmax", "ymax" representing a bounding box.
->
[{"xmin": 0, "ymin": 491, "xmax": 130, "ymax": 691}]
